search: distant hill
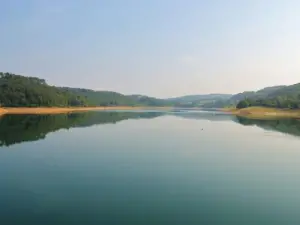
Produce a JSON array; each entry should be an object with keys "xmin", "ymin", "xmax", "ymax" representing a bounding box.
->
[
  {"xmin": 230, "ymin": 86, "xmax": 286, "ymax": 103},
  {"xmin": 168, "ymin": 94, "xmax": 232, "ymax": 102},
  {"xmin": 128, "ymin": 95, "xmax": 173, "ymax": 106},
  {"xmin": 167, "ymin": 94, "xmax": 232, "ymax": 107},
  {"xmin": 203, "ymin": 85, "xmax": 288, "ymax": 108},
  {"xmin": 265, "ymin": 83, "xmax": 300, "ymax": 98}
]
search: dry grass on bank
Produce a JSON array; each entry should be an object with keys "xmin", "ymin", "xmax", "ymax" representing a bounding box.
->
[
  {"xmin": 0, "ymin": 106, "xmax": 173, "ymax": 116},
  {"xmin": 223, "ymin": 107, "xmax": 300, "ymax": 119}
]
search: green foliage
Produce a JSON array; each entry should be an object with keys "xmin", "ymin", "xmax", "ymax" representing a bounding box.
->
[
  {"xmin": 234, "ymin": 83, "xmax": 300, "ymax": 109},
  {"xmin": 236, "ymin": 97, "xmax": 300, "ymax": 109},
  {"xmin": 0, "ymin": 72, "xmax": 87, "ymax": 107},
  {"xmin": 236, "ymin": 99, "xmax": 250, "ymax": 109},
  {"xmin": 3, "ymin": 72, "xmax": 299, "ymax": 110},
  {"xmin": 129, "ymin": 95, "xmax": 173, "ymax": 107},
  {"xmin": 205, "ymin": 85, "xmax": 288, "ymax": 108},
  {"xmin": 0, "ymin": 73, "xmax": 171, "ymax": 107},
  {"xmin": 61, "ymin": 88, "xmax": 137, "ymax": 106}
]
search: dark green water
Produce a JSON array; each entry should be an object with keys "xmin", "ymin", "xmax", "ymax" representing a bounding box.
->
[{"xmin": 1, "ymin": 111, "xmax": 300, "ymax": 225}]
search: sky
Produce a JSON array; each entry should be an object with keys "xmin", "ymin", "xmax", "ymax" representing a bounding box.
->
[{"xmin": 0, "ymin": 0, "xmax": 299, "ymax": 98}]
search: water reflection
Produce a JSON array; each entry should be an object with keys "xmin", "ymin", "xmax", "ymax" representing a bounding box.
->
[
  {"xmin": 234, "ymin": 116, "xmax": 300, "ymax": 137},
  {"xmin": 173, "ymin": 111, "xmax": 234, "ymax": 121},
  {"xmin": 1, "ymin": 111, "xmax": 300, "ymax": 147},
  {"xmin": 0, "ymin": 112, "xmax": 163, "ymax": 147}
]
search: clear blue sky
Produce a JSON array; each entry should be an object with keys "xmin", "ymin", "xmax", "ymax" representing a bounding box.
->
[{"xmin": 1, "ymin": 0, "xmax": 299, "ymax": 97}]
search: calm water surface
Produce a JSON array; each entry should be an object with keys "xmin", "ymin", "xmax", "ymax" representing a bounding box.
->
[{"xmin": 1, "ymin": 111, "xmax": 300, "ymax": 225}]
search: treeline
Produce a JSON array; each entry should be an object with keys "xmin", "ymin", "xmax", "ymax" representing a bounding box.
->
[
  {"xmin": 236, "ymin": 96, "xmax": 300, "ymax": 109},
  {"xmin": 198, "ymin": 84, "xmax": 300, "ymax": 109},
  {"xmin": 0, "ymin": 73, "xmax": 87, "ymax": 107},
  {"xmin": 205, "ymin": 83, "xmax": 300, "ymax": 110},
  {"xmin": 0, "ymin": 72, "xmax": 170, "ymax": 107},
  {"xmin": 61, "ymin": 87, "xmax": 137, "ymax": 106},
  {"xmin": 201, "ymin": 86, "xmax": 288, "ymax": 109},
  {"xmin": 3, "ymin": 72, "xmax": 300, "ymax": 109}
]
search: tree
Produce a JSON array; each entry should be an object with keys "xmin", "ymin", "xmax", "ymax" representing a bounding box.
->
[{"xmin": 236, "ymin": 99, "xmax": 250, "ymax": 109}]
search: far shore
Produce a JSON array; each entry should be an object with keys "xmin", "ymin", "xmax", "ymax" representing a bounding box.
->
[
  {"xmin": 222, "ymin": 107, "xmax": 300, "ymax": 119},
  {"xmin": 1, "ymin": 106, "xmax": 300, "ymax": 119},
  {"xmin": 0, "ymin": 106, "xmax": 174, "ymax": 116}
]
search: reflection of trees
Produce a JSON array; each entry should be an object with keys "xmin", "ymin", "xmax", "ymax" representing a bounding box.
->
[
  {"xmin": 3, "ymin": 110, "xmax": 299, "ymax": 147},
  {"xmin": 235, "ymin": 116, "xmax": 300, "ymax": 137},
  {"xmin": 0, "ymin": 112, "xmax": 163, "ymax": 147},
  {"xmin": 173, "ymin": 112, "xmax": 234, "ymax": 122}
]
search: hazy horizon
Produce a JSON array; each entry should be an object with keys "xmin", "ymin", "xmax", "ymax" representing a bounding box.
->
[{"xmin": 1, "ymin": 0, "xmax": 299, "ymax": 98}]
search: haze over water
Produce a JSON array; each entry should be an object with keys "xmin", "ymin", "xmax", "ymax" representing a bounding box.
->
[{"xmin": 1, "ymin": 110, "xmax": 300, "ymax": 225}]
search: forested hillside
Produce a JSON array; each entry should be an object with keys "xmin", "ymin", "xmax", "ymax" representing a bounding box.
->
[
  {"xmin": 61, "ymin": 87, "xmax": 137, "ymax": 106},
  {"xmin": 0, "ymin": 72, "xmax": 87, "ymax": 107},
  {"xmin": 129, "ymin": 95, "xmax": 173, "ymax": 106},
  {"xmin": 230, "ymin": 86, "xmax": 285, "ymax": 103},
  {"xmin": 202, "ymin": 85, "xmax": 297, "ymax": 109},
  {"xmin": 2, "ymin": 72, "xmax": 299, "ymax": 109},
  {"xmin": 0, "ymin": 73, "xmax": 170, "ymax": 107},
  {"xmin": 167, "ymin": 94, "xmax": 232, "ymax": 107},
  {"xmin": 237, "ymin": 83, "xmax": 300, "ymax": 109}
]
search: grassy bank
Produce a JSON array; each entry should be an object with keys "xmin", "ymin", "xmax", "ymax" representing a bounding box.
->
[
  {"xmin": 223, "ymin": 107, "xmax": 300, "ymax": 119},
  {"xmin": 0, "ymin": 106, "xmax": 173, "ymax": 116}
]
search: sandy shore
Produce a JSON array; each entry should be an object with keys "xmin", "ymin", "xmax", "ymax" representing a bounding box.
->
[
  {"xmin": 223, "ymin": 107, "xmax": 300, "ymax": 119},
  {"xmin": 0, "ymin": 106, "xmax": 173, "ymax": 116}
]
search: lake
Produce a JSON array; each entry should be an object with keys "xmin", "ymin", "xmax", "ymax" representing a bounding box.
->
[{"xmin": 1, "ymin": 110, "xmax": 300, "ymax": 225}]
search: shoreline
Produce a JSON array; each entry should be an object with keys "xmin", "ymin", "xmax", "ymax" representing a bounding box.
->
[
  {"xmin": 1, "ymin": 106, "xmax": 300, "ymax": 119},
  {"xmin": 0, "ymin": 106, "xmax": 173, "ymax": 116},
  {"xmin": 222, "ymin": 107, "xmax": 300, "ymax": 119}
]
